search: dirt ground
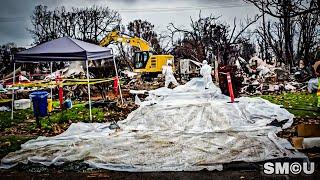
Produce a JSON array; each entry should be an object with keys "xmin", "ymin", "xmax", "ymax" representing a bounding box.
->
[
  {"xmin": 1, "ymin": 117, "xmax": 320, "ymax": 180},
  {"xmin": 1, "ymin": 82, "xmax": 319, "ymax": 179},
  {"xmin": 1, "ymin": 161, "xmax": 319, "ymax": 179}
]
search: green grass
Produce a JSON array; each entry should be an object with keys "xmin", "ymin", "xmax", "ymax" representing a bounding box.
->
[
  {"xmin": 260, "ymin": 92, "xmax": 319, "ymax": 118},
  {"xmin": 41, "ymin": 103, "xmax": 105, "ymax": 130},
  {"xmin": 0, "ymin": 135, "xmax": 34, "ymax": 158},
  {"xmin": 52, "ymin": 100, "xmax": 60, "ymax": 108},
  {"xmin": 47, "ymin": 103, "xmax": 105, "ymax": 123},
  {"xmin": 0, "ymin": 102, "xmax": 105, "ymax": 159},
  {"xmin": 0, "ymin": 109, "xmax": 33, "ymax": 130},
  {"xmin": 0, "ymin": 102, "xmax": 105, "ymax": 131}
]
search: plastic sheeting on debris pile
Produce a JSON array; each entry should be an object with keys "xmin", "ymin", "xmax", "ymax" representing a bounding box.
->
[
  {"xmin": 1, "ymin": 78, "xmax": 305, "ymax": 171},
  {"xmin": 308, "ymin": 78, "xmax": 318, "ymax": 93}
]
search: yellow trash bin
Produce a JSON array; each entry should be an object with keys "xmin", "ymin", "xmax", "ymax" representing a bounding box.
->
[{"xmin": 47, "ymin": 99, "xmax": 53, "ymax": 113}]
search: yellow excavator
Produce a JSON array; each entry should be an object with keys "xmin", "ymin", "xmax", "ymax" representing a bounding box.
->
[{"xmin": 99, "ymin": 30, "xmax": 174, "ymax": 76}]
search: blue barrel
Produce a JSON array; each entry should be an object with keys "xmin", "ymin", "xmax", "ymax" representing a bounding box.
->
[
  {"xmin": 64, "ymin": 99, "xmax": 72, "ymax": 109},
  {"xmin": 29, "ymin": 91, "xmax": 49, "ymax": 117}
]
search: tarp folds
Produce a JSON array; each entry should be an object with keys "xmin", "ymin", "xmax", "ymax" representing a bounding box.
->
[
  {"xmin": 1, "ymin": 78, "xmax": 305, "ymax": 171},
  {"xmin": 308, "ymin": 78, "xmax": 318, "ymax": 93},
  {"xmin": 14, "ymin": 37, "xmax": 113, "ymax": 62}
]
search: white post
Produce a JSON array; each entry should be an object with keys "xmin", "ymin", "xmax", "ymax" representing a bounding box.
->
[
  {"xmin": 11, "ymin": 63, "xmax": 16, "ymax": 120},
  {"xmin": 215, "ymin": 50, "xmax": 219, "ymax": 84},
  {"xmin": 214, "ymin": 55, "xmax": 219, "ymax": 83},
  {"xmin": 111, "ymin": 49, "xmax": 124, "ymax": 105},
  {"xmin": 86, "ymin": 60, "xmax": 92, "ymax": 121},
  {"xmin": 50, "ymin": 62, "xmax": 53, "ymax": 99}
]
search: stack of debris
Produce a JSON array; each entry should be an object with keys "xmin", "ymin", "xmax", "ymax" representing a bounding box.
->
[
  {"xmin": 237, "ymin": 56, "xmax": 310, "ymax": 95},
  {"xmin": 1, "ymin": 78, "xmax": 306, "ymax": 171}
]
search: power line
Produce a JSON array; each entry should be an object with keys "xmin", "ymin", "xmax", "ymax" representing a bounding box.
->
[
  {"xmin": 118, "ymin": 5, "xmax": 252, "ymax": 12},
  {"xmin": 0, "ymin": 3, "xmax": 254, "ymax": 23},
  {"xmin": 116, "ymin": 4, "xmax": 253, "ymax": 13}
]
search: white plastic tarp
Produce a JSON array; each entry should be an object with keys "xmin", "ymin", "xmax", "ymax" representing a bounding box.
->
[
  {"xmin": 308, "ymin": 78, "xmax": 318, "ymax": 93},
  {"xmin": 1, "ymin": 78, "xmax": 305, "ymax": 171}
]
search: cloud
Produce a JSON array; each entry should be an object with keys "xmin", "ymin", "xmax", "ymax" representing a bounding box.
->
[{"xmin": 0, "ymin": 0, "xmax": 257, "ymax": 46}]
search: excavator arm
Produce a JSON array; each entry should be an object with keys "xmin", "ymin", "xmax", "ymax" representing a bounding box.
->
[
  {"xmin": 99, "ymin": 31, "xmax": 152, "ymax": 51},
  {"xmin": 100, "ymin": 30, "xmax": 174, "ymax": 75}
]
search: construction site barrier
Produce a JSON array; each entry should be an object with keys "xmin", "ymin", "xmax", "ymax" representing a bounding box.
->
[
  {"xmin": 113, "ymin": 76, "xmax": 119, "ymax": 95},
  {"xmin": 7, "ymin": 76, "xmax": 120, "ymax": 109},
  {"xmin": 227, "ymin": 72, "xmax": 235, "ymax": 103},
  {"xmin": 219, "ymin": 72, "xmax": 235, "ymax": 103},
  {"xmin": 10, "ymin": 77, "xmax": 117, "ymax": 88}
]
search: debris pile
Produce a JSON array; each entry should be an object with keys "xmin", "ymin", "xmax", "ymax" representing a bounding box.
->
[
  {"xmin": 1, "ymin": 78, "xmax": 306, "ymax": 171},
  {"xmin": 236, "ymin": 56, "xmax": 311, "ymax": 95},
  {"xmin": 124, "ymin": 78, "xmax": 163, "ymax": 90}
]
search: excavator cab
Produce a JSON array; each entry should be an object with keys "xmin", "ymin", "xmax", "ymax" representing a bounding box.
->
[
  {"xmin": 133, "ymin": 51, "xmax": 151, "ymax": 69},
  {"xmin": 133, "ymin": 51, "xmax": 174, "ymax": 74}
]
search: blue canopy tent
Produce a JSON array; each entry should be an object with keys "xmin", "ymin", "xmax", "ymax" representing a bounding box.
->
[{"xmin": 12, "ymin": 37, "xmax": 123, "ymax": 120}]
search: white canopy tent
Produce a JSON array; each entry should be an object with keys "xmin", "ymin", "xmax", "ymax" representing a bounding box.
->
[{"xmin": 12, "ymin": 36, "xmax": 123, "ymax": 121}]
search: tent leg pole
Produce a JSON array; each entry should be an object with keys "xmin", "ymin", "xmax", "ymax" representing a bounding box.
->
[
  {"xmin": 86, "ymin": 60, "xmax": 92, "ymax": 121},
  {"xmin": 11, "ymin": 63, "xmax": 16, "ymax": 120},
  {"xmin": 112, "ymin": 50, "xmax": 124, "ymax": 105},
  {"xmin": 50, "ymin": 62, "xmax": 53, "ymax": 99}
]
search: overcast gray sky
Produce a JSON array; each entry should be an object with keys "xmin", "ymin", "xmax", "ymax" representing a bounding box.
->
[{"xmin": 0, "ymin": 0, "xmax": 259, "ymax": 47}]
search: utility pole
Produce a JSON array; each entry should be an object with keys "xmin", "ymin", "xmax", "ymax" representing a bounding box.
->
[
  {"xmin": 262, "ymin": 0, "xmax": 268, "ymax": 62},
  {"xmin": 215, "ymin": 47, "xmax": 220, "ymax": 84}
]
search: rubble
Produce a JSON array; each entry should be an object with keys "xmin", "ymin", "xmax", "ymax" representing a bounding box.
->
[
  {"xmin": 0, "ymin": 106, "xmax": 10, "ymax": 112},
  {"xmin": 179, "ymin": 59, "xmax": 202, "ymax": 79},
  {"xmin": 121, "ymin": 70, "xmax": 138, "ymax": 78},
  {"xmin": 124, "ymin": 78, "xmax": 163, "ymax": 91},
  {"xmin": 0, "ymin": 78, "xmax": 306, "ymax": 171},
  {"xmin": 0, "ymin": 84, "xmax": 7, "ymax": 93},
  {"xmin": 45, "ymin": 61, "xmax": 85, "ymax": 81},
  {"xmin": 308, "ymin": 78, "xmax": 318, "ymax": 93},
  {"xmin": 236, "ymin": 55, "xmax": 313, "ymax": 95}
]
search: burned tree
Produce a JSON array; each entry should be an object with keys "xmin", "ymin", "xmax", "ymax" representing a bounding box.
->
[
  {"xmin": 0, "ymin": 43, "xmax": 25, "ymax": 77},
  {"xmin": 295, "ymin": 10, "xmax": 320, "ymax": 67},
  {"xmin": 255, "ymin": 21, "xmax": 286, "ymax": 65},
  {"xmin": 29, "ymin": 5, "xmax": 61, "ymax": 44},
  {"xmin": 167, "ymin": 12, "xmax": 260, "ymax": 98},
  {"xmin": 246, "ymin": 0, "xmax": 320, "ymax": 69},
  {"xmin": 29, "ymin": 5, "xmax": 121, "ymax": 44},
  {"xmin": 28, "ymin": 5, "xmax": 122, "ymax": 101},
  {"xmin": 245, "ymin": 0, "xmax": 320, "ymax": 18},
  {"xmin": 127, "ymin": 19, "xmax": 162, "ymax": 54},
  {"xmin": 168, "ymin": 12, "xmax": 260, "ymax": 65},
  {"xmin": 74, "ymin": 6, "xmax": 121, "ymax": 43},
  {"xmin": 167, "ymin": 13, "xmax": 229, "ymax": 63}
]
